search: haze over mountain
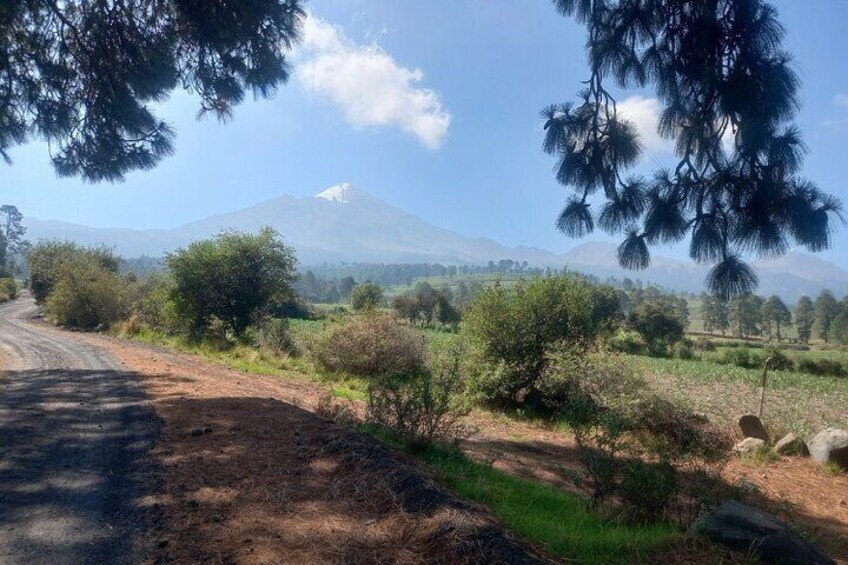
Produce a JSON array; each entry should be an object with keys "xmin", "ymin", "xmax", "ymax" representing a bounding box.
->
[{"xmin": 23, "ymin": 183, "xmax": 848, "ymax": 299}]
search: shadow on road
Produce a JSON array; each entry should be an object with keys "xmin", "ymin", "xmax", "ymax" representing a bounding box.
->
[{"xmin": 0, "ymin": 368, "xmax": 162, "ymax": 564}]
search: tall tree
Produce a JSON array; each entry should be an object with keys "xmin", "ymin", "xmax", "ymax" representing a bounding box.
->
[
  {"xmin": 543, "ymin": 0, "xmax": 843, "ymax": 299},
  {"xmin": 831, "ymin": 297, "xmax": 848, "ymax": 346},
  {"xmin": 760, "ymin": 295, "xmax": 790, "ymax": 341},
  {"xmin": 700, "ymin": 292, "xmax": 728, "ymax": 334},
  {"xmin": 794, "ymin": 295, "xmax": 815, "ymax": 343},
  {"xmin": 0, "ymin": 1, "xmax": 305, "ymax": 182},
  {"xmin": 0, "ymin": 204, "xmax": 27, "ymax": 268},
  {"xmin": 729, "ymin": 293, "xmax": 762, "ymax": 338},
  {"xmin": 813, "ymin": 290, "xmax": 840, "ymax": 343}
]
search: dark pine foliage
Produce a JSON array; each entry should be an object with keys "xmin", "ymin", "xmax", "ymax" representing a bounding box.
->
[
  {"xmin": 0, "ymin": 1, "xmax": 305, "ymax": 181},
  {"xmin": 543, "ymin": 0, "xmax": 843, "ymax": 298}
]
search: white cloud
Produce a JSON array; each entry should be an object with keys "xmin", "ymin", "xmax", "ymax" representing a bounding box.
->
[
  {"xmin": 616, "ymin": 96, "xmax": 672, "ymax": 154},
  {"xmin": 835, "ymin": 93, "xmax": 848, "ymax": 108},
  {"xmin": 295, "ymin": 16, "xmax": 451, "ymax": 149}
]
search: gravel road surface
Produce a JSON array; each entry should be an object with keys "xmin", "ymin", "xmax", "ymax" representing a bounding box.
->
[{"xmin": 0, "ymin": 297, "xmax": 158, "ymax": 564}]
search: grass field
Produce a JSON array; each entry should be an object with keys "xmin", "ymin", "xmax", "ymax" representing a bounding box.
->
[{"xmin": 628, "ymin": 354, "xmax": 848, "ymax": 436}]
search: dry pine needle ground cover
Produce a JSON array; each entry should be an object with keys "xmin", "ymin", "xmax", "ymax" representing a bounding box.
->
[{"xmin": 69, "ymin": 332, "xmax": 848, "ymax": 563}]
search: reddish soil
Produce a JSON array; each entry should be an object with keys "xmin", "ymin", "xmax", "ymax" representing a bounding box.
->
[
  {"xmin": 70, "ymin": 332, "xmax": 848, "ymax": 563},
  {"xmin": 65, "ymin": 335, "xmax": 547, "ymax": 564}
]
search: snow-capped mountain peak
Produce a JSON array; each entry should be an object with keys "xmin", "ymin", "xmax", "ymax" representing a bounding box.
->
[{"xmin": 315, "ymin": 182, "xmax": 356, "ymax": 203}]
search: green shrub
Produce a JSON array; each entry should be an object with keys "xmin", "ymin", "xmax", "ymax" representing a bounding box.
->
[
  {"xmin": 796, "ymin": 358, "xmax": 847, "ymax": 378},
  {"xmin": 349, "ymin": 282, "xmax": 384, "ymax": 311},
  {"xmin": 628, "ymin": 301, "xmax": 685, "ymax": 352},
  {"xmin": 718, "ymin": 347, "xmax": 754, "ymax": 368},
  {"xmin": 27, "ymin": 241, "xmax": 119, "ymax": 304},
  {"xmin": 463, "ymin": 276, "xmax": 618, "ymax": 408},
  {"xmin": 130, "ymin": 274, "xmax": 180, "ymax": 332},
  {"xmin": 250, "ymin": 316, "xmax": 297, "ymax": 355},
  {"xmin": 203, "ymin": 315, "xmax": 235, "ymax": 350},
  {"xmin": 694, "ymin": 337, "xmax": 716, "ymax": 351},
  {"xmin": 762, "ymin": 347, "xmax": 794, "ymax": 371},
  {"xmin": 167, "ymin": 228, "xmax": 296, "ymax": 337},
  {"xmin": 607, "ymin": 329, "xmax": 645, "ymax": 354},
  {"xmin": 313, "ymin": 314, "xmax": 426, "ymax": 377},
  {"xmin": 672, "ymin": 341, "xmax": 696, "ymax": 360},
  {"xmin": 44, "ymin": 259, "xmax": 128, "ymax": 329},
  {"xmin": 0, "ymin": 278, "xmax": 17, "ymax": 301},
  {"xmin": 619, "ymin": 460, "xmax": 677, "ymax": 524},
  {"xmin": 366, "ymin": 367, "xmax": 468, "ymax": 449}
]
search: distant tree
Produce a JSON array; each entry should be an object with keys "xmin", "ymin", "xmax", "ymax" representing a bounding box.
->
[
  {"xmin": 729, "ymin": 293, "xmax": 763, "ymax": 338},
  {"xmin": 814, "ymin": 290, "xmax": 840, "ymax": 343},
  {"xmin": 700, "ymin": 293, "xmax": 718, "ymax": 334},
  {"xmin": 391, "ymin": 293, "xmax": 420, "ymax": 324},
  {"xmin": 412, "ymin": 282, "xmax": 439, "ymax": 325},
  {"xmin": 167, "ymin": 228, "xmax": 296, "ymax": 336},
  {"xmin": 350, "ymin": 283, "xmax": 384, "ymax": 311},
  {"xmin": 0, "ymin": 1, "xmax": 305, "ymax": 182},
  {"xmin": 760, "ymin": 295, "xmax": 791, "ymax": 341},
  {"xmin": 0, "ymin": 205, "xmax": 28, "ymax": 269},
  {"xmin": 543, "ymin": 0, "xmax": 843, "ymax": 299},
  {"xmin": 338, "ymin": 276, "xmax": 357, "ymax": 300},
  {"xmin": 434, "ymin": 294, "xmax": 461, "ymax": 331},
  {"xmin": 794, "ymin": 296, "xmax": 815, "ymax": 343},
  {"xmin": 831, "ymin": 297, "xmax": 848, "ymax": 345}
]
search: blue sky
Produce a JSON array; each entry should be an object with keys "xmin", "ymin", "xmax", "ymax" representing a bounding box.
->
[{"xmin": 3, "ymin": 0, "xmax": 847, "ymax": 266}]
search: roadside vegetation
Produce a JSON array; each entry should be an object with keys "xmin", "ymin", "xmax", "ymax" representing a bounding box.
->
[{"xmin": 24, "ymin": 228, "xmax": 848, "ymax": 562}]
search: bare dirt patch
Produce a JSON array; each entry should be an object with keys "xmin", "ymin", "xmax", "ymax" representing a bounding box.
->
[{"xmin": 74, "ymin": 336, "xmax": 546, "ymax": 564}]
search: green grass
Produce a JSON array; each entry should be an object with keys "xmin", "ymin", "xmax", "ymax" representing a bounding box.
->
[
  {"xmin": 741, "ymin": 447, "xmax": 780, "ymax": 467},
  {"xmin": 365, "ymin": 427, "xmax": 680, "ymax": 564}
]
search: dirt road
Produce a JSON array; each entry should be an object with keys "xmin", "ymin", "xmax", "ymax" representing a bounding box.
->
[{"xmin": 0, "ymin": 297, "xmax": 158, "ymax": 564}]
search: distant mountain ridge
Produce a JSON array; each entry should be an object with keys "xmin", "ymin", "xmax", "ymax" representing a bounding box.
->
[{"xmin": 23, "ymin": 183, "xmax": 848, "ymax": 299}]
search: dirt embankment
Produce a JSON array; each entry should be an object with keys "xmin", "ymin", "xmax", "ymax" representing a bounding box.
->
[{"xmin": 68, "ymin": 335, "xmax": 549, "ymax": 563}]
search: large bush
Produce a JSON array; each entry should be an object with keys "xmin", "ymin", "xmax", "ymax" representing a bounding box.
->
[
  {"xmin": 462, "ymin": 276, "xmax": 619, "ymax": 408},
  {"xmin": 44, "ymin": 258, "xmax": 128, "ymax": 329},
  {"xmin": 627, "ymin": 301, "xmax": 685, "ymax": 355},
  {"xmin": 27, "ymin": 241, "xmax": 119, "ymax": 304},
  {"xmin": 167, "ymin": 228, "xmax": 296, "ymax": 337},
  {"xmin": 313, "ymin": 314, "xmax": 426, "ymax": 377}
]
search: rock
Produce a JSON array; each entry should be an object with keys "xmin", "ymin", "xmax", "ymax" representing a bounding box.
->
[
  {"xmin": 738, "ymin": 414, "xmax": 770, "ymax": 442},
  {"xmin": 189, "ymin": 427, "xmax": 205, "ymax": 436},
  {"xmin": 733, "ymin": 437, "xmax": 765, "ymax": 455},
  {"xmin": 692, "ymin": 500, "xmax": 834, "ymax": 564},
  {"xmin": 774, "ymin": 433, "xmax": 809, "ymax": 456},
  {"xmin": 808, "ymin": 428, "xmax": 848, "ymax": 469}
]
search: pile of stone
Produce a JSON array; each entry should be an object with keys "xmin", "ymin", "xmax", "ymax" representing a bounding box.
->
[{"xmin": 733, "ymin": 414, "xmax": 847, "ymax": 471}]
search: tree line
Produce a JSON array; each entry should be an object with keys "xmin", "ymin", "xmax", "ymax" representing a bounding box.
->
[{"xmin": 700, "ymin": 290, "xmax": 848, "ymax": 344}]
